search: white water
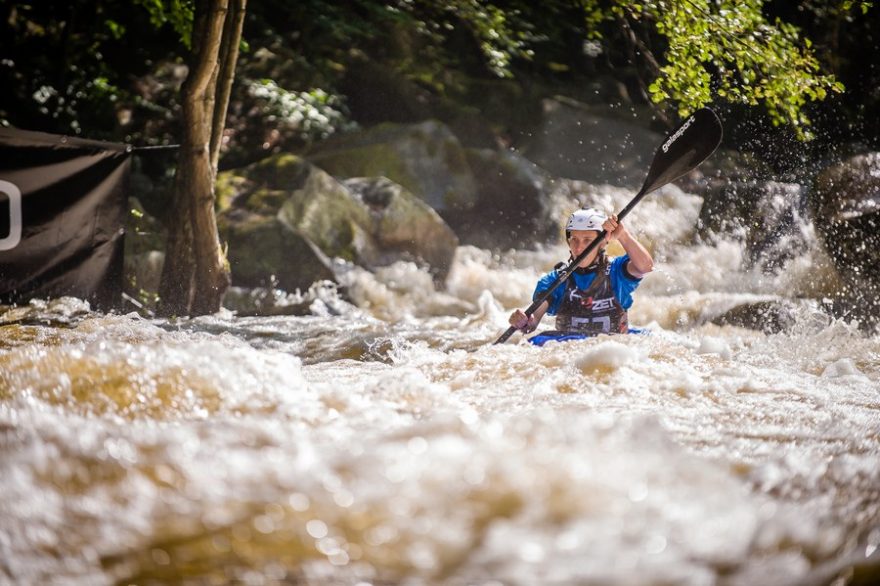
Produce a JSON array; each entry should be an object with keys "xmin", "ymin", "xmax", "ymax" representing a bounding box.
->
[{"xmin": 1, "ymin": 184, "xmax": 879, "ymax": 585}]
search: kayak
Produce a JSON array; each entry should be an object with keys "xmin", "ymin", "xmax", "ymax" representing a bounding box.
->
[{"xmin": 528, "ymin": 328, "xmax": 647, "ymax": 347}]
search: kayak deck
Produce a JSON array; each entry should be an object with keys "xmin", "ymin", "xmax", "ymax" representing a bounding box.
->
[{"xmin": 528, "ymin": 328, "xmax": 647, "ymax": 346}]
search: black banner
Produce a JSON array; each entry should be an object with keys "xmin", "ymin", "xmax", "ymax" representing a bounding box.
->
[{"xmin": 0, "ymin": 128, "xmax": 132, "ymax": 309}]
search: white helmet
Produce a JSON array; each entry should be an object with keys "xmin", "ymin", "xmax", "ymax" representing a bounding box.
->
[{"xmin": 566, "ymin": 207, "xmax": 606, "ymax": 233}]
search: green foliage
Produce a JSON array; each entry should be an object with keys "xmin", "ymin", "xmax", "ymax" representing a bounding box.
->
[
  {"xmin": 399, "ymin": 0, "xmax": 538, "ymax": 78},
  {"xmin": 249, "ymin": 0, "xmax": 538, "ymax": 88},
  {"xmin": 0, "ymin": 0, "xmax": 188, "ymax": 139},
  {"xmin": 245, "ymin": 80, "xmax": 357, "ymax": 143},
  {"xmin": 1, "ymin": 0, "xmax": 874, "ymax": 146},
  {"xmin": 650, "ymin": 0, "xmax": 839, "ymax": 139},
  {"xmin": 585, "ymin": 0, "xmax": 873, "ymax": 140},
  {"xmin": 266, "ymin": 0, "xmax": 871, "ymax": 140},
  {"xmin": 133, "ymin": 0, "xmax": 195, "ymax": 48}
]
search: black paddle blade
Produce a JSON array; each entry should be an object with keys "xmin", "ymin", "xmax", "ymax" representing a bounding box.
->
[{"xmin": 640, "ymin": 107, "xmax": 723, "ymax": 197}]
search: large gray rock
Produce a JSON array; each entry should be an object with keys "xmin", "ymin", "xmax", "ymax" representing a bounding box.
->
[
  {"xmin": 218, "ymin": 208, "xmax": 337, "ymax": 293},
  {"xmin": 306, "ymin": 120, "xmax": 478, "ymax": 213},
  {"xmin": 342, "ymin": 177, "xmax": 459, "ymax": 281},
  {"xmin": 275, "ymin": 161, "xmax": 373, "ymax": 263},
  {"xmin": 215, "ymin": 153, "xmax": 348, "ymax": 291},
  {"xmin": 451, "ymin": 147, "xmax": 558, "ymax": 249},
  {"xmin": 698, "ymin": 180, "xmax": 810, "ymax": 271},
  {"xmin": 305, "ymin": 118, "xmax": 587, "ymax": 252},
  {"xmin": 217, "ymin": 153, "xmax": 459, "ymax": 287},
  {"xmin": 811, "ymin": 152, "xmax": 880, "ymax": 314},
  {"xmin": 710, "ymin": 299, "xmax": 801, "ymax": 334},
  {"xmin": 519, "ymin": 98, "xmax": 663, "ymax": 188}
]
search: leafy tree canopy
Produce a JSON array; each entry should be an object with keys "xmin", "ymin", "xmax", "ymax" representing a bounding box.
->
[
  {"xmin": 596, "ymin": 0, "xmax": 873, "ymax": 139},
  {"xmin": 1, "ymin": 0, "xmax": 874, "ymax": 144},
  {"xmin": 246, "ymin": 0, "xmax": 874, "ymax": 140}
]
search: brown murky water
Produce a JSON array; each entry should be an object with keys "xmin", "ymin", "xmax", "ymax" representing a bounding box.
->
[{"xmin": 2, "ymin": 185, "xmax": 879, "ymax": 585}]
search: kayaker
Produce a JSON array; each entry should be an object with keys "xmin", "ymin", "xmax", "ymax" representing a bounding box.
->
[{"xmin": 508, "ymin": 207, "xmax": 654, "ymax": 336}]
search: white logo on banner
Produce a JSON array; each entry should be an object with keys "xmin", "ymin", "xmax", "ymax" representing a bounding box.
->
[{"xmin": 0, "ymin": 179, "xmax": 22, "ymax": 251}]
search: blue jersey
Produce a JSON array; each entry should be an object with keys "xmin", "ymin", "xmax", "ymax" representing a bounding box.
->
[{"xmin": 534, "ymin": 255, "xmax": 642, "ymax": 315}]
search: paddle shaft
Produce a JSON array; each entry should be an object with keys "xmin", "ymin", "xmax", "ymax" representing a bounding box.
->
[{"xmin": 492, "ymin": 188, "xmax": 647, "ymax": 345}]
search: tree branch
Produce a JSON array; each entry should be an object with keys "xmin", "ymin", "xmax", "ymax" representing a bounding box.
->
[
  {"xmin": 210, "ymin": 0, "xmax": 247, "ymax": 174},
  {"xmin": 188, "ymin": 0, "xmax": 228, "ymax": 103}
]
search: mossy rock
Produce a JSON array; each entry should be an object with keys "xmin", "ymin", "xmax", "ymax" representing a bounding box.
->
[
  {"xmin": 215, "ymin": 172, "xmax": 249, "ymax": 212},
  {"xmin": 345, "ymin": 176, "xmax": 459, "ymax": 281},
  {"xmin": 277, "ymin": 166, "xmax": 372, "ymax": 262},
  {"xmin": 218, "ymin": 208, "xmax": 335, "ymax": 292},
  {"xmin": 218, "ymin": 152, "xmax": 460, "ymax": 288},
  {"xmin": 244, "ymin": 152, "xmax": 312, "ymax": 187},
  {"xmin": 216, "ymin": 153, "xmax": 312, "ymax": 212},
  {"xmin": 455, "ymin": 147, "xmax": 558, "ymax": 249},
  {"xmin": 307, "ymin": 120, "xmax": 478, "ymax": 213}
]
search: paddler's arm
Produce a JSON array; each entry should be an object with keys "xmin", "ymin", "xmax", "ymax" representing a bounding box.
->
[
  {"xmin": 603, "ymin": 214, "xmax": 654, "ymax": 278},
  {"xmin": 509, "ymin": 300, "xmax": 549, "ymax": 334}
]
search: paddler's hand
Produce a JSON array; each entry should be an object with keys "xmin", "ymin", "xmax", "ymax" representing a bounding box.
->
[
  {"xmin": 602, "ymin": 214, "xmax": 628, "ymax": 243},
  {"xmin": 509, "ymin": 309, "xmax": 537, "ymax": 333}
]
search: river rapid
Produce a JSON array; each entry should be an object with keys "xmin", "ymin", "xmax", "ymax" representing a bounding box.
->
[{"xmin": 1, "ymin": 183, "xmax": 879, "ymax": 586}]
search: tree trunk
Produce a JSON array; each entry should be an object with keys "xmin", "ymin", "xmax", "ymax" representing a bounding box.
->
[{"xmin": 158, "ymin": 0, "xmax": 246, "ymax": 317}]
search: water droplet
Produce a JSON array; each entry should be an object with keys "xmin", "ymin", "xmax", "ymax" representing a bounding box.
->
[
  {"xmin": 288, "ymin": 492, "xmax": 310, "ymax": 511},
  {"xmin": 519, "ymin": 541, "xmax": 545, "ymax": 563},
  {"xmin": 646, "ymin": 534, "xmax": 667, "ymax": 554},
  {"xmin": 151, "ymin": 548, "xmax": 171, "ymax": 565},
  {"xmin": 307, "ymin": 519, "xmax": 328, "ymax": 539},
  {"xmin": 408, "ymin": 436, "xmax": 428, "ymax": 455}
]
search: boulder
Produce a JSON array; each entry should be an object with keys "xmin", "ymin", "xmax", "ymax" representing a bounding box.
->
[
  {"xmin": 451, "ymin": 147, "xmax": 558, "ymax": 249},
  {"xmin": 697, "ymin": 180, "xmax": 810, "ymax": 270},
  {"xmin": 217, "ymin": 153, "xmax": 459, "ymax": 287},
  {"xmin": 217, "ymin": 152, "xmax": 372, "ymax": 264},
  {"xmin": 710, "ymin": 299, "xmax": 801, "ymax": 334},
  {"xmin": 275, "ymin": 163, "xmax": 373, "ymax": 263},
  {"xmin": 215, "ymin": 152, "xmax": 312, "ymax": 213},
  {"xmin": 810, "ymin": 152, "xmax": 880, "ymax": 314},
  {"xmin": 305, "ymin": 120, "xmax": 478, "ymax": 213},
  {"xmin": 218, "ymin": 208, "xmax": 337, "ymax": 293},
  {"xmin": 518, "ymin": 98, "xmax": 663, "ymax": 189},
  {"xmin": 299, "ymin": 118, "xmax": 585, "ymax": 252},
  {"xmin": 343, "ymin": 177, "xmax": 459, "ymax": 281}
]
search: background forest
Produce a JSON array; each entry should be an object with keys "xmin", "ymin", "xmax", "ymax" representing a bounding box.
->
[{"xmin": 3, "ymin": 1, "xmax": 878, "ymax": 163}]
